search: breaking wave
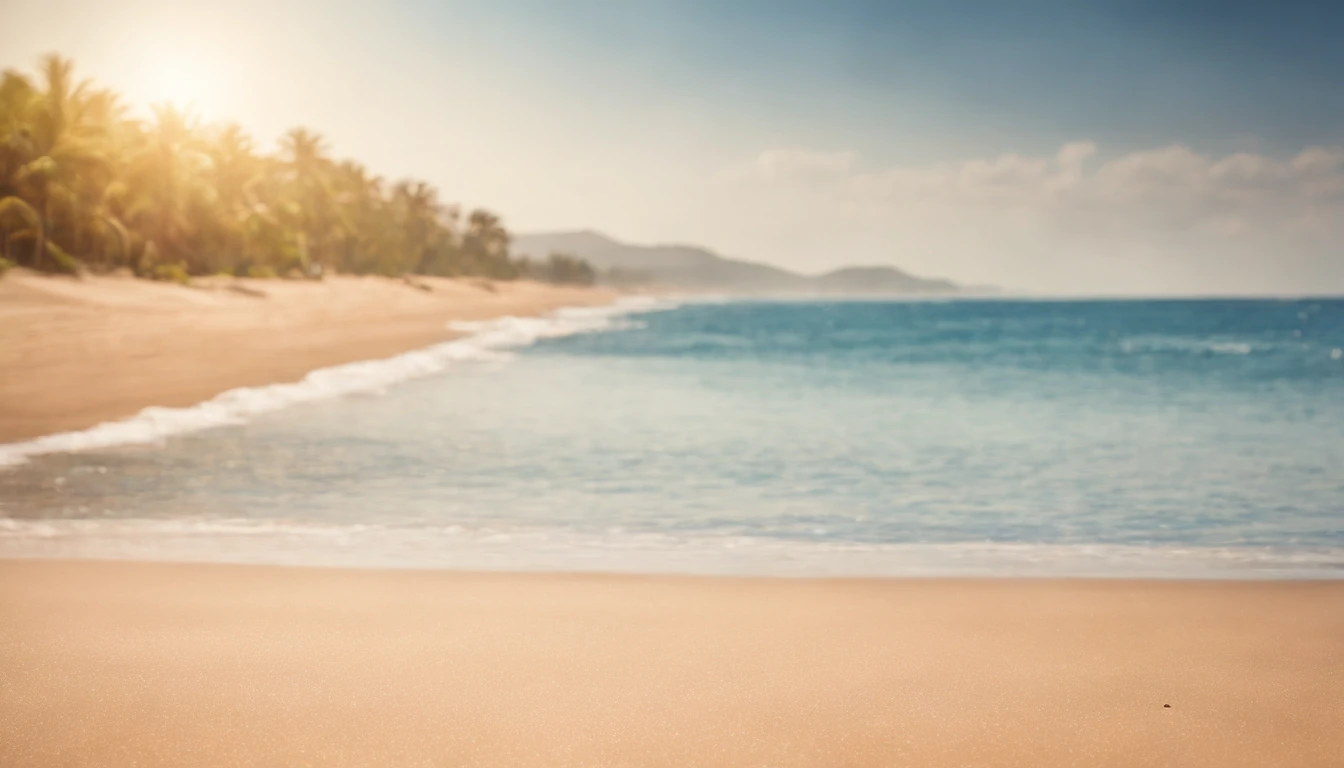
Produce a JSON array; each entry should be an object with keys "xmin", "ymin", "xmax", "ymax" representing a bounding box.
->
[
  {"xmin": 0, "ymin": 295, "xmax": 676, "ymax": 469},
  {"xmin": 1119, "ymin": 336, "xmax": 1256, "ymax": 355}
]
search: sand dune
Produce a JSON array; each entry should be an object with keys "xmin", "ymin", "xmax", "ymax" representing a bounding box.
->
[
  {"xmin": 1, "ymin": 561, "xmax": 1341, "ymax": 768},
  {"xmin": 0, "ymin": 270, "xmax": 616, "ymax": 442}
]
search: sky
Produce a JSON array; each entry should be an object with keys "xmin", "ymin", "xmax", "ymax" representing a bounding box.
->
[{"xmin": 2, "ymin": 0, "xmax": 1342, "ymax": 294}]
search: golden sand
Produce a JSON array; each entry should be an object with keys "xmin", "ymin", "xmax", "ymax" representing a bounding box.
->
[
  {"xmin": 0, "ymin": 270, "xmax": 617, "ymax": 442},
  {"xmin": 2, "ymin": 561, "xmax": 1341, "ymax": 767}
]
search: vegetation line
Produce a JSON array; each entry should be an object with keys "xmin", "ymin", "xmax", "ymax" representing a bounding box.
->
[{"xmin": 0, "ymin": 54, "xmax": 596, "ymax": 285}]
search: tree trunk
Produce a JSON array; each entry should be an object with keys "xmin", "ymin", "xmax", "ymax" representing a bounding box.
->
[{"xmin": 35, "ymin": 217, "xmax": 48, "ymax": 271}]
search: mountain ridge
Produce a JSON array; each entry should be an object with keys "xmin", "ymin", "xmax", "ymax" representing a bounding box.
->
[{"xmin": 512, "ymin": 231, "xmax": 966, "ymax": 295}]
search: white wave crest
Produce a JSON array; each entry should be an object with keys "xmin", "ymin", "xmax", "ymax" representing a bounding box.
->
[
  {"xmin": 0, "ymin": 295, "xmax": 675, "ymax": 469},
  {"xmin": 1119, "ymin": 336, "xmax": 1254, "ymax": 356}
]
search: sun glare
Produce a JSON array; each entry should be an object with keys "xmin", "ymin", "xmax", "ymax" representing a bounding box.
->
[{"xmin": 135, "ymin": 47, "xmax": 227, "ymax": 119}]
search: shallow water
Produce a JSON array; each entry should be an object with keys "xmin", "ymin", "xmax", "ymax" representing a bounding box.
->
[{"xmin": 3, "ymin": 297, "xmax": 1343, "ymax": 577}]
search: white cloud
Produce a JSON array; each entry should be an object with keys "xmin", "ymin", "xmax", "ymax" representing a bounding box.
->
[
  {"xmin": 735, "ymin": 141, "xmax": 1344, "ymax": 294},
  {"xmin": 761, "ymin": 141, "xmax": 1344, "ymax": 212},
  {"xmin": 1291, "ymin": 147, "xmax": 1344, "ymax": 175}
]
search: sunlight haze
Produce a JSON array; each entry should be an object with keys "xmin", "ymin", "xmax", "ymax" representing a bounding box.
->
[{"xmin": 3, "ymin": 0, "xmax": 1342, "ymax": 294}]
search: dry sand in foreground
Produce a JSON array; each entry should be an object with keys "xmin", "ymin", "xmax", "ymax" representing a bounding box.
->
[
  {"xmin": 2, "ymin": 560, "xmax": 1341, "ymax": 767},
  {"xmin": 0, "ymin": 270, "xmax": 618, "ymax": 443}
]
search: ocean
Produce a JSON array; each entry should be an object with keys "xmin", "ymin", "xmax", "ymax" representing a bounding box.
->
[{"xmin": 2, "ymin": 297, "xmax": 1343, "ymax": 577}]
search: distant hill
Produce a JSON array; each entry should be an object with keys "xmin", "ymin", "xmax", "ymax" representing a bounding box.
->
[
  {"xmin": 810, "ymin": 266, "xmax": 959, "ymax": 295},
  {"xmin": 512, "ymin": 231, "xmax": 964, "ymax": 295}
]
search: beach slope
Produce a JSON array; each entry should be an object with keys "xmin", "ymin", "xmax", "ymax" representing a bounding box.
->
[{"xmin": 0, "ymin": 271, "xmax": 616, "ymax": 442}]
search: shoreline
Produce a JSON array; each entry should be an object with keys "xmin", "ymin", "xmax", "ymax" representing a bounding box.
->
[
  {"xmin": 0, "ymin": 270, "xmax": 621, "ymax": 444},
  {"xmin": 3, "ymin": 526, "xmax": 1342, "ymax": 580},
  {"xmin": 3, "ymin": 559, "xmax": 1342, "ymax": 767},
  {"xmin": 1, "ymin": 553, "xmax": 1343, "ymax": 583},
  {"xmin": 7, "ymin": 554, "xmax": 1344, "ymax": 584}
]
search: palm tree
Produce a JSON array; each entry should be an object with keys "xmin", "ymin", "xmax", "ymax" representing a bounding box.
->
[
  {"xmin": 392, "ymin": 180, "xmax": 467, "ymax": 276},
  {"xmin": 0, "ymin": 70, "xmax": 38, "ymax": 200},
  {"xmin": 0, "ymin": 195, "xmax": 41, "ymax": 264},
  {"xmin": 330, "ymin": 159, "xmax": 388, "ymax": 273},
  {"xmin": 462, "ymin": 208, "xmax": 516, "ymax": 278},
  {"xmin": 208, "ymin": 123, "xmax": 257, "ymax": 211},
  {"xmin": 2, "ymin": 54, "xmax": 112, "ymax": 270},
  {"xmin": 279, "ymin": 128, "xmax": 326, "ymax": 177},
  {"xmin": 199, "ymin": 123, "xmax": 261, "ymax": 268},
  {"xmin": 279, "ymin": 127, "xmax": 334, "ymax": 272},
  {"xmin": 121, "ymin": 104, "xmax": 213, "ymax": 271},
  {"xmin": 0, "ymin": 52, "xmax": 593, "ymax": 284}
]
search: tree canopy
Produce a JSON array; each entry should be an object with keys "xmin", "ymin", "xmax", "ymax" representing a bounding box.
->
[{"xmin": 0, "ymin": 53, "xmax": 586, "ymax": 283}]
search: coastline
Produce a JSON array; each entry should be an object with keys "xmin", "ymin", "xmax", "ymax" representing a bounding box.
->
[
  {"xmin": 3, "ymin": 559, "xmax": 1342, "ymax": 768},
  {"xmin": 0, "ymin": 270, "xmax": 619, "ymax": 444},
  {"xmin": 4, "ymin": 521, "xmax": 1342, "ymax": 579}
]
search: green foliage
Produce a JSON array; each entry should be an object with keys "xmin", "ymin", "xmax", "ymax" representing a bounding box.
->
[
  {"xmin": 0, "ymin": 54, "xmax": 597, "ymax": 283},
  {"xmin": 0, "ymin": 195, "xmax": 41, "ymax": 230},
  {"xmin": 0, "ymin": 256, "xmax": 14, "ymax": 274},
  {"xmin": 0, "ymin": 195, "xmax": 42, "ymax": 265},
  {"xmin": 526, "ymin": 251, "xmax": 598, "ymax": 286},
  {"xmin": 149, "ymin": 262, "xmax": 189, "ymax": 284},
  {"xmin": 44, "ymin": 240, "xmax": 82, "ymax": 274}
]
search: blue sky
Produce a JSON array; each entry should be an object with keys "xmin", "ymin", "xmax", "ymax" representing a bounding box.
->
[
  {"xmin": 431, "ymin": 0, "xmax": 1344, "ymax": 156},
  {"xmin": 2, "ymin": 0, "xmax": 1342, "ymax": 293}
]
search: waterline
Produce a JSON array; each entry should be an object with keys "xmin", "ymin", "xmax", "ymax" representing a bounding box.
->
[{"xmin": 0, "ymin": 295, "xmax": 676, "ymax": 469}]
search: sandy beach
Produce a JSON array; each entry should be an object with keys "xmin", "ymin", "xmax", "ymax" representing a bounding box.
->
[
  {"xmin": 0, "ymin": 560, "xmax": 1340, "ymax": 767},
  {"xmin": 0, "ymin": 270, "xmax": 617, "ymax": 443},
  {"xmin": 3, "ymin": 272, "xmax": 1341, "ymax": 767}
]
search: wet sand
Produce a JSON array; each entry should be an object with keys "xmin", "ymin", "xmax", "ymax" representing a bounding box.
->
[
  {"xmin": 0, "ymin": 270, "xmax": 617, "ymax": 442},
  {"xmin": 2, "ymin": 560, "xmax": 1341, "ymax": 767}
]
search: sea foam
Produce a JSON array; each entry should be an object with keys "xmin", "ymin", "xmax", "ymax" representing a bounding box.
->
[
  {"xmin": 1119, "ymin": 336, "xmax": 1255, "ymax": 355},
  {"xmin": 2, "ymin": 516, "xmax": 1341, "ymax": 579},
  {"xmin": 0, "ymin": 295, "xmax": 675, "ymax": 469}
]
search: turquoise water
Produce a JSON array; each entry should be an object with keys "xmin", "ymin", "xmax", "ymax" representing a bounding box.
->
[{"xmin": 2, "ymin": 298, "xmax": 1343, "ymax": 577}]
